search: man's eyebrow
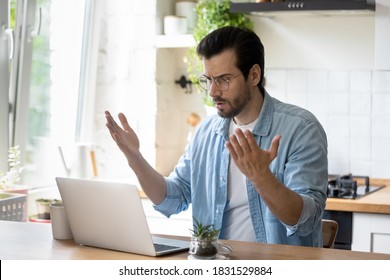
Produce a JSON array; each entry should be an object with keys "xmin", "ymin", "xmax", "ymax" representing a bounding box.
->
[{"xmin": 202, "ymin": 73, "xmax": 232, "ymax": 79}]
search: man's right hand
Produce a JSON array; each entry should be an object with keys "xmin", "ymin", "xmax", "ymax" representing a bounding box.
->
[
  {"xmin": 105, "ymin": 111, "xmax": 140, "ymax": 164},
  {"xmin": 105, "ymin": 111, "xmax": 167, "ymax": 205}
]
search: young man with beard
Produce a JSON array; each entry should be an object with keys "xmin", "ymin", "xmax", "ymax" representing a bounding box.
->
[{"xmin": 105, "ymin": 26, "xmax": 328, "ymax": 247}]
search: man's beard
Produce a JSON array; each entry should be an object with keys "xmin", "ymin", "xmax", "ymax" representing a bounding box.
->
[{"xmin": 214, "ymin": 87, "xmax": 252, "ymax": 119}]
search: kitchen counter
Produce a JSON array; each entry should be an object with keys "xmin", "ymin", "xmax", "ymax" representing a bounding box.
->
[
  {"xmin": 325, "ymin": 179, "xmax": 390, "ymax": 214},
  {"xmin": 141, "ymin": 179, "xmax": 390, "ymax": 215}
]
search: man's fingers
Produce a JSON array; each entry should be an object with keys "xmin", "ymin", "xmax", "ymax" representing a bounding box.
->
[
  {"xmin": 105, "ymin": 112, "xmax": 116, "ymax": 134},
  {"xmin": 243, "ymin": 129, "xmax": 258, "ymax": 150},
  {"xmin": 229, "ymin": 132, "xmax": 244, "ymax": 156},
  {"xmin": 269, "ymin": 135, "xmax": 281, "ymax": 160},
  {"xmin": 226, "ymin": 141, "xmax": 237, "ymax": 160},
  {"xmin": 118, "ymin": 112, "xmax": 132, "ymax": 132},
  {"xmin": 105, "ymin": 111, "xmax": 128, "ymax": 143},
  {"xmin": 105, "ymin": 111, "xmax": 131, "ymax": 134},
  {"xmin": 105, "ymin": 111, "xmax": 121, "ymax": 130}
]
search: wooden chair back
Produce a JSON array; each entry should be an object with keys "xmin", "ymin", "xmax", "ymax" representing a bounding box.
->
[{"xmin": 322, "ymin": 219, "xmax": 339, "ymax": 248}]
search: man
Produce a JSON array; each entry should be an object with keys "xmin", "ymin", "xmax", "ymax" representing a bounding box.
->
[{"xmin": 105, "ymin": 26, "xmax": 328, "ymax": 247}]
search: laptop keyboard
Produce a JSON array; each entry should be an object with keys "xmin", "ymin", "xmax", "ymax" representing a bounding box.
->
[{"xmin": 154, "ymin": 243, "xmax": 180, "ymax": 252}]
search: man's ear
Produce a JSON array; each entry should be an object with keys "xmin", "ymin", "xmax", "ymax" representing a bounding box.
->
[{"xmin": 249, "ymin": 64, "xmax": 261, "ymax": 87}]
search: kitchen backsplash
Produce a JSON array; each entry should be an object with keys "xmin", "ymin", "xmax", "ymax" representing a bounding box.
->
[{"xmin": 265, "ymin": 69, "xmax": 390, "ymax": 178}]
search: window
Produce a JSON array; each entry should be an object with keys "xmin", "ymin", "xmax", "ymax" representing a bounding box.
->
[
  {"xmin": 1, "ymin": 0, "xmax": 91, "ymax": 187},
  {"xmin": 0, "ymin": 0, "xmax": 12, "ymax": 172}
]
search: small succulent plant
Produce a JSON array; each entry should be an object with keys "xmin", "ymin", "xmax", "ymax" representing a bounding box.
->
[{"xmin": 189, "ymin": 217, "xmax": 220, "ymax": 239}]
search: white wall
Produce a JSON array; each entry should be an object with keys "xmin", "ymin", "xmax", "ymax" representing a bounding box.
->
[
  {"xmin": 92, "ymin": 1, "xmax": 390, "ymax": 182},
  {"xmin": 253, "ymin": 14, "xmax": 375, "ymax": 70},
  {"xmin": 250, "ymin": 13, "xmax": 390, "ymax": 178},
  {"xmin": 155, "ymin": 48, "xmax": 206, "ymax": 175},
  {"xmin": 265, "ymin": 69, "xmax": 390, "ymax": 178}
]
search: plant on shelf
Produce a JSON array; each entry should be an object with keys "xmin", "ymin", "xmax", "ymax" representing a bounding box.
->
[
  {"xmin": 189, "ymin": 217, "xmax": 220, "ymax": 258},
  {"xmin": 185, "ymin": 0, "xmax": 254, "ymax": 106},
  {"xmin": 0, "ymin": 145, "xmax": 24, "ymax": 190}
]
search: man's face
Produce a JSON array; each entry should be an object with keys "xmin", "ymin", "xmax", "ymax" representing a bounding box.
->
[{"xmin": 202, "ymin": 49, "xmax": 252, "ymax": 119}]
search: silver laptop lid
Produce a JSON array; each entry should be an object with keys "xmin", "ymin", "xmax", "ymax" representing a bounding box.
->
[{"xmin": 55, "ymin": 177, "xmax": 160, "ymax": 256}]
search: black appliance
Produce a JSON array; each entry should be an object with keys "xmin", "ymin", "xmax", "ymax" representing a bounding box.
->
[
  {"xmin": 324, "ymin": 174, "xmax": 385, "ymax": 250},
  {"xmin": 327, "ymin": 174, "xmax": 384, "ymax": 199},
  {"xmin": 230, "ymin": 0, "xmax": 376, "ymax": 14},
  {"xmin": 322, "ymin": 210, "xmax": 352, "ymax": 250}
]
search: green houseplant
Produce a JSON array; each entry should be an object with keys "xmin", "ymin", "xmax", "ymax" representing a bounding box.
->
[
  {"xmin": 0, "ymin": 145, "xmax": 24, "ymax": 190},
  {"xmin": 35, "ymin": 198, "xmax": 61, "ymax": 220},
  {"xmin": 189, "ymin": 218, "xmax": 221, "ymax": 258},
  {"xmin": 186, "ymin": 0, "xmax": 254, "ymax": 105}
]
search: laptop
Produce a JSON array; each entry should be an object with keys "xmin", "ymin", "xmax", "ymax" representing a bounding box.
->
[{"xmin": 55, "ymin": 177, "xmax": 190, "ymax": 256}]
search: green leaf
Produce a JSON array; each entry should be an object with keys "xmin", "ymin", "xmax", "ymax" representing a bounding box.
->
[{"xmin": 190, "ymin": 217, "xmax": 220, "ymax": 238}]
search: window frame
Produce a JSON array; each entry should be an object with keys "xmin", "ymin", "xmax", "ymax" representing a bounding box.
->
[
  {"xmin": 1, "ymin": 0, "xmax": 97, "ymax": 186},
  {"xmin": 0, "ymin": 0, "xmax": 11, "ymax": 172}
]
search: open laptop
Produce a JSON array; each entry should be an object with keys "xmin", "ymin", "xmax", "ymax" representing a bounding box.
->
[{"xmin": 55, "ymin": 177, "xmax": 190, "ymax": 256}]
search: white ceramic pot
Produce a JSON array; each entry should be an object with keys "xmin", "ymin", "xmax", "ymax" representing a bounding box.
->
[
  {"xmin": 164, "ymin": 15, "xmax": 188, "ymax": 35},
  {"xmin": 175, "ymin": 1, "xmax": 197, "ymax": 33}
]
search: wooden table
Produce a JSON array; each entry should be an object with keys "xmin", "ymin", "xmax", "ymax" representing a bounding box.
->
[{"xmin": 1, "ymin": 220, "xmax": 390, "ymax": 260}]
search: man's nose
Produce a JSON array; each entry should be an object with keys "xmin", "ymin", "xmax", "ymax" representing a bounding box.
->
[{"xmin": 208, "ymin": 81, "xmax": 222, "ymax": 98}]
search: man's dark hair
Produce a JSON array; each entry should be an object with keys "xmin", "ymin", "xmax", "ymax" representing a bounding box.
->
[{"xmin": 196, "ymin": 26, "xmax": 265, "ymax": 92}]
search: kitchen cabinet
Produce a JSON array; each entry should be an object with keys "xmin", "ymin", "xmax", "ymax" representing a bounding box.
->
[
  {"xmin": 326, "ymin": 179, "xmax": 390, "ymax": 253},
  {"xmin": 352, "ymin": 213, "xmax": 390, "ymax": 254}
]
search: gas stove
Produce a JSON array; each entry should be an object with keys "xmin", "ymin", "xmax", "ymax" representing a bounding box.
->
[{"xmin": 327, "ymin": 174, "xmax": 384, "ymax": 199}]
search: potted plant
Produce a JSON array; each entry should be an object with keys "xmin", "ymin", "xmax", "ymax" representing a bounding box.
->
[
  {"xmin": 35, "ymin": 198, "xmax": 61, "ymax": 220},
  {"xmin": 0, "ymin": 145, "xmax": 24, "ymax": 190},
  {"xmin": 189, "ymin": 217, "xmax": 220, "ymax": 258},
  {"xmin": 186, "ymin": 0, "xmax": 254, "ymax": 105}
]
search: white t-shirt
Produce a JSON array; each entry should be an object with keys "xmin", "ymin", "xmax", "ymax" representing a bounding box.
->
[{"xmin": 219, "ymin": 117, "xmax": 259, "ymax": 242}]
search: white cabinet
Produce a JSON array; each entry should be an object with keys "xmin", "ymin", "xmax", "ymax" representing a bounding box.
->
[{"xmin": 352, "ymin": 212, "xmax": 390, "ymax": 254}]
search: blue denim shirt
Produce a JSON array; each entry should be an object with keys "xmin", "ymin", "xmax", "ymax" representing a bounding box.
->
[{"xmin": 154, "ymin": 91, "xmax": 328, "ymax": 247}]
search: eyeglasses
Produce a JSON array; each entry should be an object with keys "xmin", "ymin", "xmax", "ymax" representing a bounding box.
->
[{"xmin": 197, "ymin": 72, "xmax": 243, "ymax": 92}]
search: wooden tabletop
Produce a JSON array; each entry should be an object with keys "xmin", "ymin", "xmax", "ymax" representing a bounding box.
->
[
  {"xmin": 326, "ymin": 179, "xmax": 390, "ymax": 214},
  {"xmin": 1, "ymin": 220, "xmax": 390, "ymax": 260}
]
